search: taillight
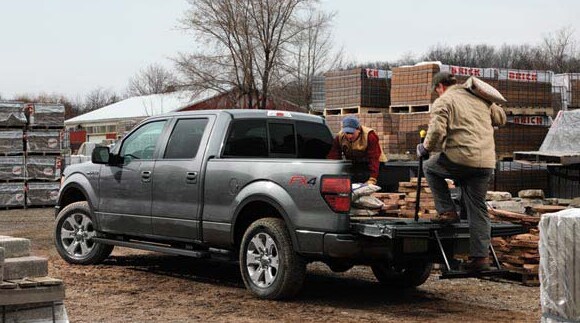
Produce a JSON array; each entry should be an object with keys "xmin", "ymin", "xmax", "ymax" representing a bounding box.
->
[{"xmin": 321, "ymin": 176, "xmax": 351, "ymax": 213}]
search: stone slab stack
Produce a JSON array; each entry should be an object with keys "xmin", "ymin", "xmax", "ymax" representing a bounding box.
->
[
  {"xmin": 0, "ymin": 235, "xmax": 68, "ymax": 321},
  {"xmin": 0, "ymin": 102, "xmax": 65, "ymax": 208}
]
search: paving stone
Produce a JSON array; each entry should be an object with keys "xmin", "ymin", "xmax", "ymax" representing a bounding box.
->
[
  {"xmin": 29, "ymin": 276, "xmax": 63, "ymax": 286},
  {"xmin": 518, "ymin": 189, "xmax": 545, "ymax": 199},
  {"xmin": 0, "ymin": 235, "xmax": 31, "ymax": 258},
  {"xmin": 3, "ymin": 256, "xmax": 48, "ymax": 280},
  {"xmin": 486, "ymin": 191, "xmax": 512, "ymax": 201}
]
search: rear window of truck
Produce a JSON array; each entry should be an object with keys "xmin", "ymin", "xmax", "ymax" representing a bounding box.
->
[{"xmin": 222, "ymin": 119, "xmax": 332, "ymax": 159}]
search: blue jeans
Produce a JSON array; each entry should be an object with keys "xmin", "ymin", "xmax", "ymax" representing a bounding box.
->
[{"xmin": 423, "ymin": 153, "xmax": 494, "ymax": 258}]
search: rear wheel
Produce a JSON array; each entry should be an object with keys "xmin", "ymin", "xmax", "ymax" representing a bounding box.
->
[
  {"xmin": 240, "ymin": 218, "xmax": 306, "ymax": 299},
  {"xmin": 54, "ymin": 201, "xmax": 113, "ymax": 265},
  {"xmin": 371, "ymin": 260, "xmax": 433, "ymax": 288}
]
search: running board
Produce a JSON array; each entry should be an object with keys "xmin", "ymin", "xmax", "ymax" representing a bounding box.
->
[{"xmin": 93, "ymin": 237, "xmax": 211, "ymax": 258}]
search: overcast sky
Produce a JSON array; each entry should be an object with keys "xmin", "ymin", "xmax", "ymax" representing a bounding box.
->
[{"xmin": 1, "ymin": 0, "xmax": 578, "ymax": 99}]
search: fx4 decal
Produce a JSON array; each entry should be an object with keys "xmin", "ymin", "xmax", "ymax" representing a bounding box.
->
[{"xmin": 288, "ymin": 176, "xmax": 316, "ymax": 187}]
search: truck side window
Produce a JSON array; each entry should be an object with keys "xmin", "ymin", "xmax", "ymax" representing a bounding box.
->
[
  {"xmin": 164, "ymin": 118, "xmax": 208, "ymax": 159},
  {"xmin": 269, "ymin": 123, "xmax": 296, "ymax": 155},
  {"xmin": 296, "ymin": 121, "xmax": 333, "ymax": 159},
  {"xmin": 223, "ymin": 120, "xmax": 268, "ymax": 157},
  {"xmin": 120, "ymin": 121, "xmax": 166, "ymax": 160}
]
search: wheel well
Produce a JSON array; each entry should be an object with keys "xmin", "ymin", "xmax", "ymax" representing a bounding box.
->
[
  {"xmin": 59, "ymin": 187, "xmax": 87, "ymax": 210},
  {"xmin": 233, "ymin": 200, "xmax": 283, "ymax": 247}
]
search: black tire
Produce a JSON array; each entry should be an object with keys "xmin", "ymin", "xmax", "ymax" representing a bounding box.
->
[
  {"xmin": 371, "ymin": 260, "xmax": 433, "ymax": 288},
  {"xmin": 239, "ymin": 218, "xmax": 306, "ymax": 299},
  {"xmin": 54, "ymin": 201, "xmax": 114, "ymax": 265}
]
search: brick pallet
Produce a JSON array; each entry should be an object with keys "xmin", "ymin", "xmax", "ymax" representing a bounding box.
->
[
  {"xmin": 324, "ymin": 68, "xmax": 390, "ymax": 111},
  {"xmin": 553, "ymin": 73, "xmax": 580, "ymax": 110}
]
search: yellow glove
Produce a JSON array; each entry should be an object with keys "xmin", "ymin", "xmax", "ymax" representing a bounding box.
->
[{"xmin": 366, "ymin": 177, "xmax": 377, "ymax": 185}]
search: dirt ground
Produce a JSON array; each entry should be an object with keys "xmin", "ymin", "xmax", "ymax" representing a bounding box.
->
[{"xmin": 1, "ymin": 208, "xmax": 541, "ymax": 322}]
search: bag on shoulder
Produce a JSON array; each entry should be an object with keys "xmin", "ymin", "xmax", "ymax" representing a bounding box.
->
[{"xmin": 463, "ymin": 76, "xmax": 507, "ymax": 104}]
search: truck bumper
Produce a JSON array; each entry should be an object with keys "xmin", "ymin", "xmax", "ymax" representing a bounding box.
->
[{"xmin": 295, "ymin": 230, "xmax": 392, "ymax": 259}]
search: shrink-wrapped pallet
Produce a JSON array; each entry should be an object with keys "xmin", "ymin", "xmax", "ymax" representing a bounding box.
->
[
  {"xmin": 28, "ymin": 103, "xmax": 65, "ymax": 127},
  {"xmin": 0, "ymin": 102, "xmax": 27, "ymax": 127},
  {"xmin": 25, "ymin": 156, "xmax": 61, "ymax": 180},
  {"xmin": 0, "ymin": 183, "xmax": 25, "ymax": 207},
  {"xmin": 26, "ymin": 182, "xmax": 60, "ymax": 206},
  {"xmin": 0, "ymin": 156, "xmax": 25, "ymax": 180},
  {"xmin": 0, "ymin": 130, "xmax": 24, "ymax": 154},
  {"xmin": 539, "ymin": 208, "xmax": 580, "ymax": 322},
  {"xmin": 26, "ymin": 130, "xmax": 62, "ymax": 154}
]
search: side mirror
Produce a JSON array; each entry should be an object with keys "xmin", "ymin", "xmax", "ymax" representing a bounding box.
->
[{"xmin": 91, "ymin": 146, "xmax": 110, "ymax": 164}]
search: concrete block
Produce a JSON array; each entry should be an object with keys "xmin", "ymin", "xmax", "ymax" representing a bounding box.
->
[
  {"xmin": 2, "ymin": 301, "xmax": 68, "ymax": 322},
  {"xmin": 3, "ymin": 256, "xmax": 48, "ymax": 280},
  {"xmin": 486, "ymin": 191, "xmax": 512, "ymax": 201},
  {"xmin": 0, "ymin": 235, "xmax": 31, "ymax": 258},
  {"xmin": 488, "ymin": 200, "xmax": 525, "ymax": 214}
]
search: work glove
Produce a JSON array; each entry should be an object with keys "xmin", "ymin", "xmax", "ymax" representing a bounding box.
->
[
  {"xmin": 416, "ymin": 143, "xmax": 429, "ymax": 159},
  {"xmin": 365, "ymin": 177, "xmax": 377, "ymax": 185}
]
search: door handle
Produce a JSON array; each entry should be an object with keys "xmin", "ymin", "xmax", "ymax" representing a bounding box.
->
[
  {"xmin": 186, "ymin": 171, "xmax": 198, "ymax": 184},
  {"xmin": 141, "ymin": 171, "xmax": 152, "ymax": 183}
]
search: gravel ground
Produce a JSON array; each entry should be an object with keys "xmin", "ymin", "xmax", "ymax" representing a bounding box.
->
[{"xmin": 0, "ymin": 208, "xmax": 541, "ymax": 322}]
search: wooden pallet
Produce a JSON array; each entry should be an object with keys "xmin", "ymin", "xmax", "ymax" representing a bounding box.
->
[
  {"xmin": 323, "ymin": 106, "xmax": 388, "ymax": 116},
  {"xmin": 389, "ymin": 105, "xmax": 431, "ymax": 113},
  {"xmin": 513, "ymin": 151, "xmax": 580, "ymax": 166}
]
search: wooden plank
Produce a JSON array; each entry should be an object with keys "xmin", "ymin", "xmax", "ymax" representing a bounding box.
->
[{"xmin": 513, "ymin": 151, "xmax": 580, "ymax": 166}]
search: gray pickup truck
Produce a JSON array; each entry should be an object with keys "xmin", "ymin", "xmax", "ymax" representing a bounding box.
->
[{"xmin": 54, "ymin": 109, "xmax": 522, "ymax": 299}]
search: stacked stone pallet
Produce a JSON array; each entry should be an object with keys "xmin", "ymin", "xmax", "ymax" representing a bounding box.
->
[
  {"xmin": 0, "ymin": 235, "xmax": 67, "ymax": 321},
  {"xmin": 0, "ymin": 102, "xmax": 64, "ymax": 208},
  {"xmin": 324, "ymin": 68, "xmax": 390, "ymax": 114},
  {"xmin": 488, "ymin": 190, "xmax": 570, "ymax": 286}
]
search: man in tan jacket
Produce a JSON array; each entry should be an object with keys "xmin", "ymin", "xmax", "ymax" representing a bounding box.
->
[{"xmin": 417, "ymin": 72, "xmax": 506, "ymax": 272}]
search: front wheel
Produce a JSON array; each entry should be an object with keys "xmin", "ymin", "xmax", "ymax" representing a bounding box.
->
[
  {"xmin": 240, "ymin": 218, "xmax": 306, "ymax": 299},
  {"xmin": 371, "ymin": 260, "xmax": 433, "ymax": 288},
  {"xmin": 54, "ymin": 201, "xmax": 113, "ymax": 265}
]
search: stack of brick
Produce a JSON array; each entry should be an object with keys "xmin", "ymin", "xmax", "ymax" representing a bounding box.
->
[
  {"xmin": 324, "ymin": 68, "xmax": 390, "ymax": 114},
  {"xmin": 497, "ymin": 68, "xmax": 553, "ymax": 111},
  {"xmin": 396, "ymin": 177, "xmax": 455, "ymax": 219},
  {"xmin": 0, "ymin": 102, "xmax": 66, "ymax": 208},
  {"xmin": 0, "ymin": 235, "xmax": 67, "ymax": 321},
  {"xmin": 371, "ymin": 192, "xmax": 406, "ymax": 216},
  {"xmin": 390, "ymin": 63, "xmax": 497, "ymax": 112}
]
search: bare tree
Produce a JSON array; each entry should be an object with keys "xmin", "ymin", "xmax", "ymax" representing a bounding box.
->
[
  {"xmin": 278, "ymin": 7, "xmax": 341, "ymax": 109},
  {"xmin": 127, "ymin": 63, "xmax": 178, "ymax": 97},
  {"xmin": 542, "ymin": 26, "xmax": 577, "ymax": 72},
  {"xmin": 175, "ymin": 0, "xmax": 318, "ymax": 109},
  {"xmin": 83, "ymin": 88, "xmax": 120, "ymax": 112}
]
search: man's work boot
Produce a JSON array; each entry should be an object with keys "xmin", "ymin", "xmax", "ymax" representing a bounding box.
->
[
  {"xmin": 431, "ymin": 211, "xmax": 460, "ymax": 225},
  {"xmin": 463, "ymin": 257, "xmax": 491, "ymax": 273}
]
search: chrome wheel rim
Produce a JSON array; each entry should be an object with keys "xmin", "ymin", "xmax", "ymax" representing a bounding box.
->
[
  {"xmin": 246, "ymin": 232, "xmax": 279, "ymax": 288},
  {"xmin": 60, "ymin": 212, "xmax": 96, "ymax": 258}
]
